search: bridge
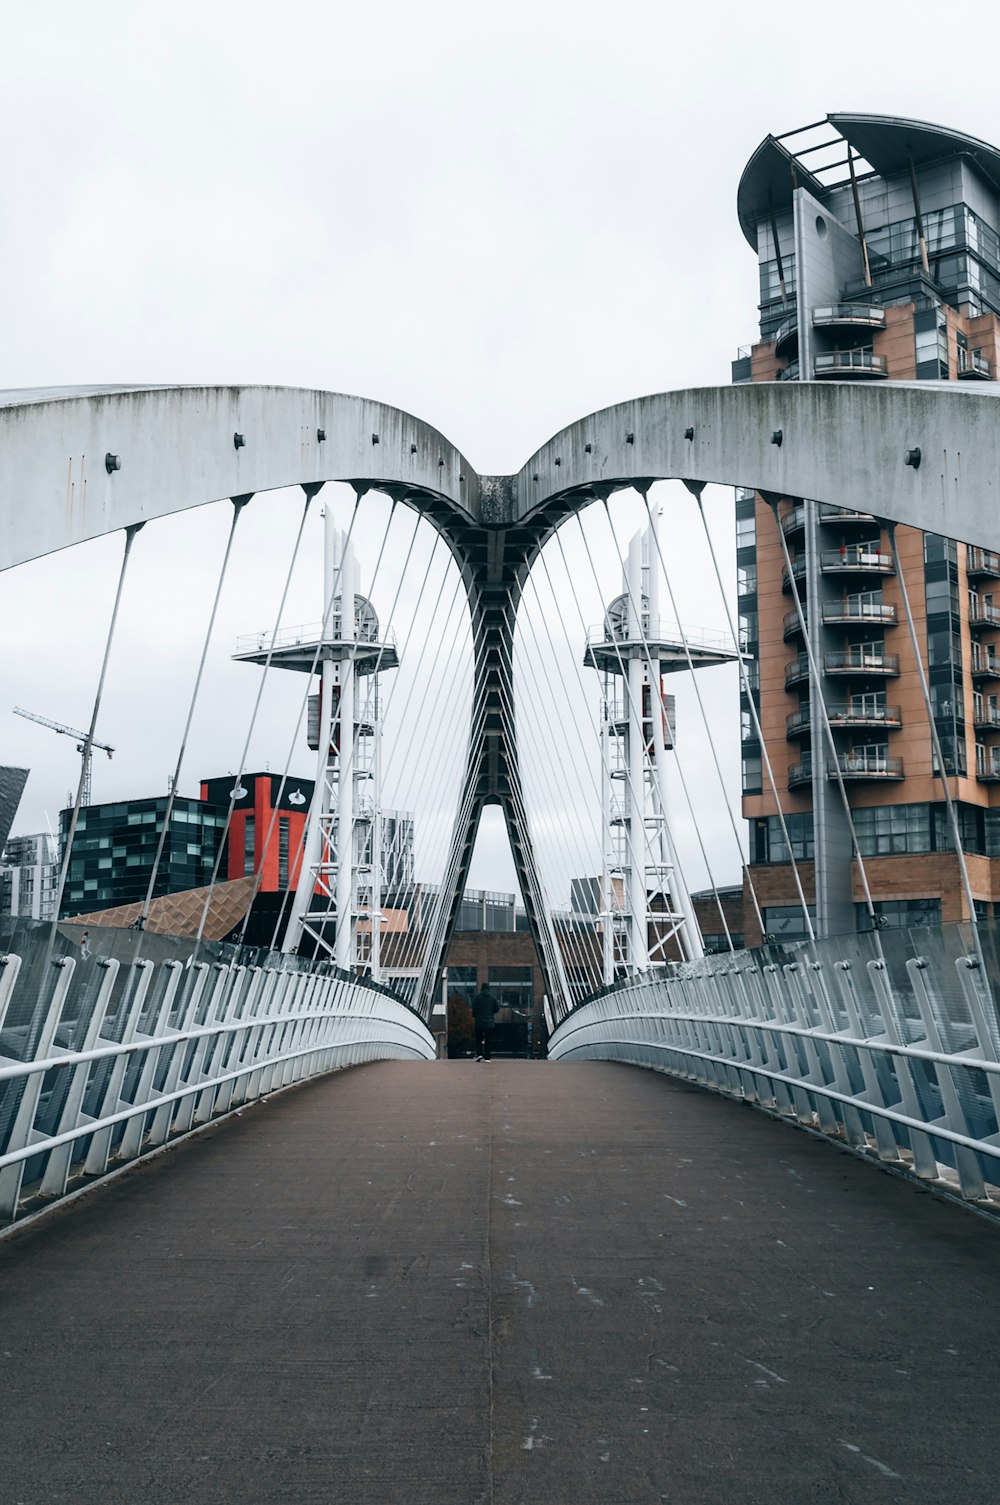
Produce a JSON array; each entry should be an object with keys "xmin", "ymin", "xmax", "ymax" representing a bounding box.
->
[{"xmin": 3, "ymin": 379, "xmax": 1000, "ymax": 1501}]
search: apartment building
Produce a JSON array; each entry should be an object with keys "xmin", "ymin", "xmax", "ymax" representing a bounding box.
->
[{"xmin": 733, "ymin": 112, "xmax": 1000, "ymax": 942}]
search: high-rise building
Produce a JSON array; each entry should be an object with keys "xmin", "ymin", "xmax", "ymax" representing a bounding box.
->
[
  {"xmin": 58, "ymin": 795, "xmax": 228, "ymax": 917},
  {"xmin": 734, "ymin": 112, "xmax": 1000, "ymax": 943},
  {"xmin": 0, "ymin": 767, "xmax": 29, "ymax": 854},
  {"xmin": 0, "ymin": 832, "xmax": 59, "ymax": 921}
]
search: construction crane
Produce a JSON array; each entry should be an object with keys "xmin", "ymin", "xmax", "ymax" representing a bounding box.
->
[{"xmin": 12, "ymin": 707, "xmax": 114, "ymax": 807}]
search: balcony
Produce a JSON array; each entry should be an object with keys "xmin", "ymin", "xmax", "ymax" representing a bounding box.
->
[
  {"xmin": 786, "ymin": 704, "xmax": 903, "ymax": 739},
  {"xmin": 973, "ymin": 705, "xmax": 1000, "ymax": 731},
  {"xmin": 821, "ymin": 546, "xmax": 894, "ymax": 578},
  {"xmin": 976, "ymin": 748, "xmax": 1000, "ymax": 781},
  {"xmin": 958, "ymin": 348, "xmax": 993, "ymax": 381},
  {"xmin": 831, "ymin": 752, "xmax": 903, "ymax": 782},
  {"xmin": 969, "ymin": 599, "xmax": 1000, "ymax": 631},
  {"xmin": 822, "ymin": 599, "xmax": 897, "ymax": 628},
  {"xmin": 781, "ymin": 504, "xmax": 806, "ymax": 538},
  {"xmin": 818, "ymin": 503, "xmax": 877, "ymax": 527},
  {"xmin": 825, "ymin": 648, "xmax": 900, "ymax": 677},
  {"xmin": 783, "ymin": 609, "xmax": 807, "ymax": 641},
  {"xmin": 813, "ymin": 350, "xmax": 888, "ymax": 379},
  {"xmin": 781, "ymin": 557, "xmax": 808, "ymax": 593},
  {"xmin": 776, "ymin": 360, "xmax": 801, "ymax": 382},
  {"xmin": 788, "ymin": 758, "xmax": 813, "ymax": 789},
  {"xmin": 813, "ymin": 304, "xmax": 886, "ymax": 334},
  {"xmin": 967, "ymin": 547, "xmax": 1000, "ymax": 579},
  {"xmin": 785, "ymin": 653, "xmax": 811, "ymax": 688},
  {"xmin": 971, "ymin": 652, "xmax": 1000, "ymax": 680},
  {"xmin": 787, "ymin": 752, "xmax": 903, "ymax": 785},
  {"xmin": 774, "ymin": 317, "xmax": 799, "ymax": 356}
]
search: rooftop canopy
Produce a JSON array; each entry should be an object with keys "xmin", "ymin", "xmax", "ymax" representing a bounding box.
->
[{"xmin": 737, "ymin": 111, "xmax": 1000, "ymax": 249}]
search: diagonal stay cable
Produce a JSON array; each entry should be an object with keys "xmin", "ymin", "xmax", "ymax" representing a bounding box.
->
[
  {"xmin": 142, "ymin": 497, "xmax": 250, "ymax": 923},
  {"xmin": 692, "ymin": 485, "xmax": 815, "ymax": 944}
]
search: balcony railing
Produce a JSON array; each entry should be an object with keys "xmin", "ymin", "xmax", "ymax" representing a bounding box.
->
[
  {"xmin": 968, "ymin": 599, "xmax": 1000, "ymax": 629},
  {"xmin": 831, "ymin": 752, "xmax": 903, "ymax": 780},
  {"xmin": 783, "ymin": 609, "xmax": 807, "ymax": 640},
  {"xmin": 785, "ymin": 653, "xmax": 811, "ymax": 688},
  {"xmin": 774, "ymin": 317, "xmax": 799, "ymax": 355},
  {"xmin": 777, "ymin": 360, "xmax": 801, "ymax": 382},
  {"xmin": 821, "ymin": 546, "xmax": 894, "ymax": 576},
  {"xmin": 976, "ymin": 748, "xmax": 1000, "ymax": 781},
  {"xmin": 973, "ymin": 705, "xmax": 1000, "ymax": 730},
  {"xmin": 812, "ymin": 304, "xmax": 886, "ymax": 331},
  {"xmin": 781, "ymin": 504, "xmax": 806, "ymax": 536},
  {"xmin": 967, "ymin": 547, "xmax": 1000, "ymax": 578},
  {"xmin": 971, "ymin": 653, "xmax": 1000, "ymax": 678},
  {"xmin": 787, "ymin": 759, "xmax": 813, "ymax": 789},
  {"xmin": 822, "ymin": 600, "xmax": 897, "ymax": 626},
  {"xmin": 825, "ymin": 649, "xmax": 899, "ymax": 676},
  {"xmin": 781, "ymin": 558, "xmax": 808, "ymax": 592},
  {"xmin": 788, "ymin": 752, "xmax": 903, "ymax": 784},
  {"xmin": 788, "ymin": 704, "xmax": 903, "ymax": 737},
  {"xmin": 958, "ymin": 348, "xmax": 993, "ymax": 381},
  {"xmin": 814, "ymin": 350, "xmax": 888, "ymax": 378},
  {"xmin": 818, "ymin": 503, "xmax": 877, "ymax": 526}
]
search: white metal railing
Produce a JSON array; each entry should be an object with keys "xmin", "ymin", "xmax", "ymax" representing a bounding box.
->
[
  {"xmin": 548, "ymin": 921, "xmax": 1000, "ymax": 1208},
  {"xmin": 235, "ymin": 620, "xmax": 397, "ymax": 653},
  {"xmin": 0, "ymin": 921, "xmax": 434, "ymax": 1226},
  {"xmin": 587, "ymin": 622, "xmax": 737, "ymax": 655}
]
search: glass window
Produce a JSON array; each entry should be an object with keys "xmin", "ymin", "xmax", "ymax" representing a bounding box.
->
[
  {"xmin": 741, "ymin": 755, "xmax": 762, "ymax": 795},
  {"xmin": 736, "ymin": 512, "xmax": 756, "ymax": 548},
  {"xmin": 857, "ymin": 898, "xmax": 941, "ymax": 931},
  {"xmin": 243, "ymin": 815, "xmax": 255, "ymax": 878},
  {"xmin": 737, "ymin": 562, "xmax": 757, "ymax": 597},
  {"xmin": 763, "ymin": 905, "xmax": 815, "ymax": 941}
]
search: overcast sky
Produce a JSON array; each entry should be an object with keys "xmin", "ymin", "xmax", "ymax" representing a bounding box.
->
[{"xmin": 3, "ymin": 0, "xmax": 998, "ymax": 902}]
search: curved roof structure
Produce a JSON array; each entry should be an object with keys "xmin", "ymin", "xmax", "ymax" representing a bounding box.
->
[{"xmin": 737, "ymin": 110, "xmax": 1000, "ymax": 249}]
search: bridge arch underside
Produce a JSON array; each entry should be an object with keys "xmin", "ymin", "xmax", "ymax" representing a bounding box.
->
[{"xmin": 5, "ymin": 381, "xmax": 1000, "ymax": 1016}]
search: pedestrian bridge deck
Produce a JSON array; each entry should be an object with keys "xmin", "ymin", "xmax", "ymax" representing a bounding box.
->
[{"xmin": 1, "ymin": 1060, "xmax": 998, "ymax": 1504}]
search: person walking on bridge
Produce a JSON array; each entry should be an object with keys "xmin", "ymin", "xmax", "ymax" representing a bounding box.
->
[{"xmin": 471, "ymin": 983, "xmax": 499, "ymax": 1061}]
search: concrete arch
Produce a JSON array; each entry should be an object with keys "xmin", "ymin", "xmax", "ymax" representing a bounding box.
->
[
  {"xmin": 514, "ymin": 381, "xmax": 1000, "ymax": 550},
  {"xmin": 0, "ymin": 385, "xmax": 478, "ymax": 573}
]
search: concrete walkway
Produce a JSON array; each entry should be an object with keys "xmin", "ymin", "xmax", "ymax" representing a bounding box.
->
[{"xmin": 1, "ymin": 1060, "xmax": 999, "ymax": 1504}]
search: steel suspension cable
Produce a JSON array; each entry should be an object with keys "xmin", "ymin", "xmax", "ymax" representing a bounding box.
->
[
  {"xmin": 194, "ymin": 487, "xmax": 317, "ymax": 945},
  {"xmin": 691, "ymin": 485, "xmax": 815, "ymax": 944},
  {"xmin": 550, "ymin": 521, "xmax": 665, "ymax": 881},
  {"xmin": 54, "ymin": 522, "xmax": 144, "ymax": 923},
  {"xmin": 235, "ymin": 489, "xmax": 363, "ymax": 952},
  {"xmin": 886, "ymin": 520, "xmax": 987, "ymax": 971},
  {"xmin": 508, "ymin": 579, "xmax": 615, "ymax": 987},
  {"xmin": 636, "ymin": 487, "xmax": 766, "ymax": 941},
  {"xmin": 767, "ymin": 497, "xmax": 880, "ymax": 938},
  {"xmin": 584, "ymin": 503, "xmax": 735, "ymax": 953},
  {"xmin": 532, "ymin": 539, "xmax": 665, "ymax": 960},
  {"xmin": 142, "ymin": 498, "xmax": 249, "ymax": 923},
  {"xmin": 268, "ymin": 493, "xmax": 402, "ymax": 956},
  {"xmin": 549, "ymin": 511, "xmax": 708, "ymax": 956}
]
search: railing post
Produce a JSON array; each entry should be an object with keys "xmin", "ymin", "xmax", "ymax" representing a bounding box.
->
[
  {"xmin": 39, "ymin": 958, "xmax": 120, "ymax": 1199},
  {"xmin": 0, "ymin": 956, "xmax": 77, "ymax": 1222},
  {"xmin": 84, "ymin": 960, "xmax": 155, "ymax": 1176}
]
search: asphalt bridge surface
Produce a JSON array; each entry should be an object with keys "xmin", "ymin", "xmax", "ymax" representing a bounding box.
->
[{"xmin": 1, "ymin": 1060, "xmax": 999, "ymax": 1504}]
